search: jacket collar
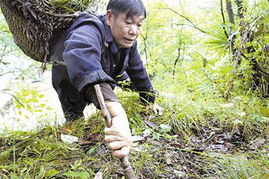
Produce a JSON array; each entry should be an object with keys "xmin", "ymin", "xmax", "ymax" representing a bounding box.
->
[{"xmin": 99, "ymin": 15, "xmax": 120, "ymax": 54}]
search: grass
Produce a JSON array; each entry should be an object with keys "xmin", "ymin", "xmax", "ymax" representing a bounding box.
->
[
  {"xmin": 0, "ymin": 74, "xmax": 269, "ymax": 178},
  {"xmin": 1, "ymin": 0, "xmax": 269, "ymax": 178}
]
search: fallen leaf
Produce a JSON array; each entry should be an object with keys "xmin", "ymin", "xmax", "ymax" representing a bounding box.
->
[
  {"xmin": 164, "ymin": 152, "xmax": 173, "ymax": 165},
  {"xmin": 144, "ymin": 120, "xmax": 159, "ymax": 129},
  {"xmin": 247, "ymin": 137, "xmax": 265, "ymax": 150},
  {"xmin": 60, "ymin": 133, "xmax": 79, "ymax": 144},
  {"xmin": 160, "ymin": 124, "xmax": 171, "ymax": 133}
]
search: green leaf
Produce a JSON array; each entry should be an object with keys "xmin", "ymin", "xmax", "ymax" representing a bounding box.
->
[
  {"xmin": 257, "ymin": 117, "xmax": 269, "ymax": 123},
  {"xmin": 160, "ymin": 124, "xmax": 171, "ymax": 133},
  {"xmin": 45, "ymin": 169, "xmax": 60, "ymax": 177},
  {"xmin": 63, "ymin": 171, "xmax": 90, "ymax": 179}
]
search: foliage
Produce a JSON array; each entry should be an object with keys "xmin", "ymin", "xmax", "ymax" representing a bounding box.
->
[
  {"xmin": 0, "ymin": 125, "xmax": 97, "ymax": 178},
  {"xmin": 0, "ymin": 0, "xmax": 269, "ymax": 178},
  {"xmin": 223, "ymin": 0, "xmax": 269, "ymax": 95},
  {"xmin": 13, "ymin": 88, "xmax": 53, "ymax": 124},
  {"xmin": 48, "ymin": 0, "xmax": 94, "ymax": 12}
]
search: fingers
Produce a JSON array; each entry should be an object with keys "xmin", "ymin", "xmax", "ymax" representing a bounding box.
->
[
  {"xmin": 104, "ymin": 135, "xmax": 122, "ymax": 142},
  {"xmin": 112, "ymin": 146, "xmax": 130, "ymax": 158},
  {"xmin": 106, "ymin": 136, "xmax": 132, "ymax": 149},
  {"xmin": 104, "ymin": 127, "xmax": 120, "ymax": 136},
  {"xmin": 105, "ymin": 139, "xmax": 132, "ymax": 158},
  {"xmin": 107, "ymin": 141, "xmax": 126, "ymax": 150},
  {"xmin": 154, "ymin": 105, "xmax": 163, "ymax": 115},
  {"xmin": 104, "ymin": 127, "xmax": 129, "ymax": 137},
  {"xmin": 151, "ymin": 103, "xmax": 163, "ymax": 116},
  {"xmin": 103, "ymin": 115, "xmax": 132, "ymax": 158}
]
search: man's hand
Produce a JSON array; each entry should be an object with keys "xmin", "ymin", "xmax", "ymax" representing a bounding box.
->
[
  {"xmin": 104, "ymin": 101, "xmax": 132, "ymax": 158},
  {"xmin": 148, "ymin": 103, "xmax": 163, "ymax": 116}
]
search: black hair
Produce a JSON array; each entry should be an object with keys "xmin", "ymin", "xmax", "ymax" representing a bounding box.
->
[{"xmin": 107, "ymin": 0, "xmax": 146, "ymax": 19}]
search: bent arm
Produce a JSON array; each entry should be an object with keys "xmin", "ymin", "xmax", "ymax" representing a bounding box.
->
[{"xmin": 126, "ymin": 42, "xmax": 155, "ymax": 104}]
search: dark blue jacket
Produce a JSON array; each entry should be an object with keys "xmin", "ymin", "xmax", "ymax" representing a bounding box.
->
[{"xmin": 51, "ymin": 13, "xmax": 155, "ymax": 103}]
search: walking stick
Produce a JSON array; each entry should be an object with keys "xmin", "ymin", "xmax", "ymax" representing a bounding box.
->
[{"xmin": 94, "ymin": 84, "xmax": 137, "ymax": 179}]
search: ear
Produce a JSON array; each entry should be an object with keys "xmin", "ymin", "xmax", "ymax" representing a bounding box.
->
[{"xmin": 106, "ymin": 10, "xmax": 113, "ymax": 26}]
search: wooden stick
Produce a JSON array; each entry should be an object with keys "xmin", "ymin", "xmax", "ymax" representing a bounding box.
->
[{"xmin": 94, "ymin": 84, "xmax": 136, "ymax": 179}]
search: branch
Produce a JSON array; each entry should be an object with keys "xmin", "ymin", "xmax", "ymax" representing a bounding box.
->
[
  {"xmin": 240, "ymin": 52, "xmax": 269, "ymax": 76},
  {"xmin": 172, "ymin": 47, "xmax": 181, "ymax": 76},
  {"xmin": 163, "ymin": 8, "xmax": 208, "ymax": 34},
  {"xmin": 220, "ymin": 0, "xmax": 229, "ymax": 38},
  {"xmin": 140, "ymin": 33, "xmax": 148, "ymax": 62},
  {"xmin": 0, "ymin": 45, "xmax": 7, "ymax": 63},
  {"xmin": 235, "ymin": 0, "xmax": 244, "ymax": 21},
  {"xmin": 0, "ymin": 71, "xmax": 15, "ymax": 77},
  {"xmin": 1, "ymin": 90, "xmax": 25, "ymax": 108}
]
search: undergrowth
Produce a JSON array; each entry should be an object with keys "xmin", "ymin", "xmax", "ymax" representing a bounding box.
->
[
  {"xmin": 1, "ymin": 80, "xmax": 268, "ymax": 178},
  {"xmin": 1, "ymin": 0, "xmax": 269, "ymax": 178}
]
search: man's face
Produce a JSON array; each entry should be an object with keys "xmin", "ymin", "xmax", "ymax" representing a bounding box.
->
[{"xmin": 106, "ymin": 11, "xmax": 144, "ymax": 48}]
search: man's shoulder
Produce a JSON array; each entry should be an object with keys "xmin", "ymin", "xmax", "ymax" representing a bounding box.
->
[
  {"xmin": 72, "ymin": 12, "xmax": 104, "ymax": 27},
  {"xmin": 76, "ymin": 13, "xmax": 105, "ymax": 25},
  {"xmin": 68, "ymin": 13, "xmax": 106, "ymax": 34}
]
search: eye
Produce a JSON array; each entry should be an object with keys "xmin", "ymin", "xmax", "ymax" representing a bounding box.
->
[{"xmin": 126, "ymin": 21, "xmax": 132, "ymax": 25}]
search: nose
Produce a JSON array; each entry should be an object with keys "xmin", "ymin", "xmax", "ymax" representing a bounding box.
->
[{"xmin": 129, "ymin": 25, "xmax": 139, "ymax": 36}]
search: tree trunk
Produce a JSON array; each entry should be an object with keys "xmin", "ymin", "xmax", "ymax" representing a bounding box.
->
[
  {"xmin": 235, "ymin": 0, "xmax": 269, "ymax": 96},
  {"xmin": 235, "ymin": 0, "xmax": 244, "ymax": 27},
  {"xmin": 226, "ymin": 0, "xmax": 235, "ymax": 24}
]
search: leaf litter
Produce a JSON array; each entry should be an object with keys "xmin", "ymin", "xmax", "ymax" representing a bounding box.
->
[{"xmin": 0, "ymin": 111, "xmax": 268, "ymax": 178}]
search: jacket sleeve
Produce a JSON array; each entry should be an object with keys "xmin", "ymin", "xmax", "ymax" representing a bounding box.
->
[
  {"xmin": 126, "ymin": 42, "xmax": 156, "ymax": 104},
  {"xmin": 63, "ymin": 21, "xmax": 115, "ymax": 92}
]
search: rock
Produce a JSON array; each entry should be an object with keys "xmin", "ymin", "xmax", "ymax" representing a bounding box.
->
[
  {"xmin": 144, "ymin": 120, "xmax": 159, "ymax": 129},
  {"xmin": 60, "ymin": 133, "xmax": 79, "ymax": 144},
  {"xmin": 174, "ymin": 170, "xmax": 185, "ymax": 177},
  {"xmin": 247, "ymin": 137, "xmax": 266, "ymax": 150},
  {"xmin": 132, "ymin": 135, "xmax": 145, "ymax": 142}
]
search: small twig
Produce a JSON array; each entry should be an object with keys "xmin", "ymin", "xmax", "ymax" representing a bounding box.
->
[
  {"xmin": 240, "ymin": 52, "xmax": 269, "ymax": 76},
  {"xmin": 0, "ymin": 45, "xmax": 8, "ymax": 63},
  {"xmin": 0, "ymin": 71, "xmax": 16, "ymax": 77},
  {"xmin": 1, "ymin": 90, "xmax": 25, "ymax": 108},
  {"xmin": 172, "ymin": 47, "xmax": 181, "ymax": 76},
  {"xmin": 162, "ymin": 8, "xmax": 208, "ymax": 34},
  {"xmin": 220, "ymin": 0, "xmax": 229, "ymax": 38},
  {"xmin": 166, "ymin": 145, "xmax": 208, "ymax": 156},
  {"xmin": 140, "ymin": 33, "xmax": 149, "ymax": 63}
]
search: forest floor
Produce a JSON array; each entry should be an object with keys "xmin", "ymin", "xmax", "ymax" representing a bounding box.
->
[
  {"xmin": 2, "ymin": 0, "xmax": 268, "ymax": 177},
  {"xmin": 0, "ymin": 84, "xmax": 268, "ymax": 178},
  {"xmin": 0, "ymin": 56, "xmax": 268, "ymax": 178}
]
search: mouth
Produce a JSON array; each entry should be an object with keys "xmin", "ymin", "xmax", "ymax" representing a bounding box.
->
[{"xmin": 124, "ymin": 38, "xmax": 135, "ymax": 43}]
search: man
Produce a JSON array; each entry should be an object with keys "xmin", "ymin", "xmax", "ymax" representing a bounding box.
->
[{"xmin": 50, "ymin": 0, "xmax": 162, "ymax": 159}]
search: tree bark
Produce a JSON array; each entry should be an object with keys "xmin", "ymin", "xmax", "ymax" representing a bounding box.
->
[
  {"xmin": 235, "ymin": 0, "xmax": 269, "ymax": 95},
  {"xmin": 224, "ymin": 0, "xmax": 236, "ymax": 58},
  {"xmin": 235, "ymin": 0, "xmax": 244, "ymax": 26},
  {"xmin": 226, "ymin": 0, "xmax": 235, "ymax": 24}
]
